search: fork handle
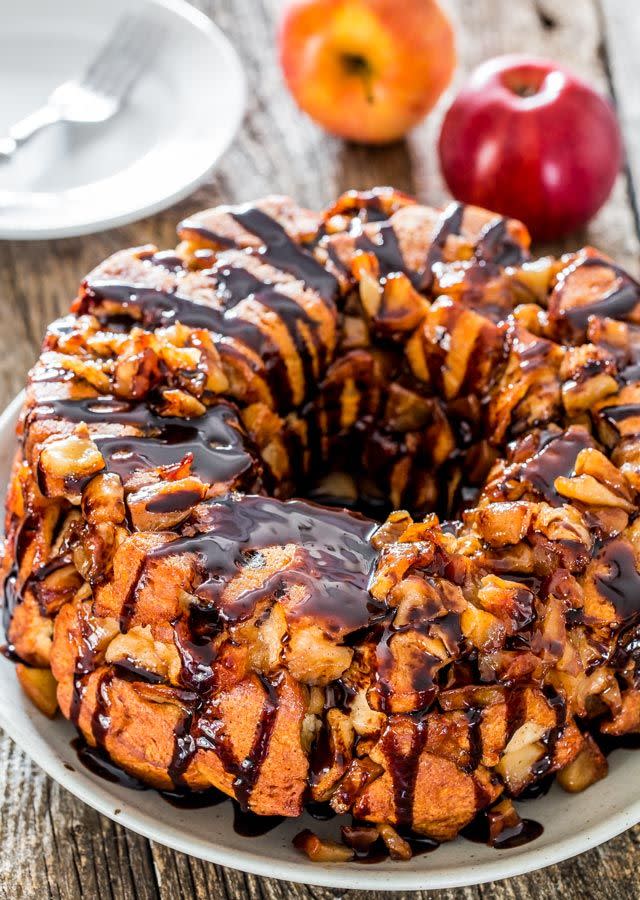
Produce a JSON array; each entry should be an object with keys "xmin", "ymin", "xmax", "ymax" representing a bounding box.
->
[{"xmin": 0, "ymin": 105, "xmax": 62, "ymax": 161}]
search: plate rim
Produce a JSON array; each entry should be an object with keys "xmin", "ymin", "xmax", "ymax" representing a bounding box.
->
[
  {"xmin": 0, "ymin": 0, "xmax": 247, "ymax": 240},
  {"xmin": 1, "ymin": 391, "xmax": 640, "ymax": 890}
]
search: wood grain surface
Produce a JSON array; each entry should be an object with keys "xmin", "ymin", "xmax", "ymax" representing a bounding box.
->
[{"xmin": 1, "ymin": 0, "xmax": 639, "ymax": 897}]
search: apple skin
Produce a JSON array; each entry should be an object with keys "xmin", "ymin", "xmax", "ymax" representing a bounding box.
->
[
  {"xmin": 279, "ymin": 0, "xmax": 456, "ymax": 145},
  {"xmin": 438, "ymin": 55, "xmax": 623, "ymax": 240}
]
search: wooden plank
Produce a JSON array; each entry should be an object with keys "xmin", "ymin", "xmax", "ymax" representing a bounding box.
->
[
  {"xmin": 598, "ymin": 0, "xmax": 640, "ymax": 242},
  {"xmin": 1, "ymin": 0, "xmax": 640, "ymax": 898}
]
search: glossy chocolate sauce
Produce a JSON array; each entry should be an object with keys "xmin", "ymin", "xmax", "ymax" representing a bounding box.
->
[
  {"xmin": 461, "ymin": 812, "xmax": 544, "ymax": 850},
  {"xmin": 593, "ymin": 540, "xmax": 640, "ymax": 623},
  {"xmin": 70, "ymin": 733, "xmax": 283, "ymax": 834},
  {"xmin": 71, "ymin": 718, "xmax": 547, "ymax": 856},
  {"xmin": 514, "ymin": 427, "xmax": 594, "ymax": 505},
  {"xmin": 71, "ymin": 736, "xmax": 148, "ymax": 790},
  {"xmin": 168, "ymin": 671, "xmax": 283, "ymax": 808},
  {"xmin": 335, "ymin": 824, "xmax": 440, "ymax": 864},
  {"xmin": 517, "ymin": 775, "xmax": 554, "ymax": 801},
  {"xmin": 563, "ymin": 257, "xmax": 640, "ymax": 329},
  {"xmin": 90, "ymin": 668, "xmax": 115, "ymax": 749},
  {"xmin": 151, "ymin": 496, "xmax": 380, "ymax": 794},
  {"xmin": 171, "ymin": 608, "xmax": 219, "ymax": 696},
  {"xmin": 232, "ymin": 673, "xmax": 282, "ymax": 810},
  {"xmin": 177, "ymin": 219, "xmax": 236, "ymax": 250},
  {"xmin": 381, "ymin": 719, "xmax": 427, "ymax": 826},
  {"xmin": 57, "ymin": 490, "xmax": 381, "ymax": 807},
  {"xmin": 355, "ymin": 225, "xmax": 420, "ymax": 287},
  {"xmin": 2, "ymin": 513, "xmax": 40, "ymax": 633},
  {"xmin": 474, "ymin": 217, "xmax": 525, "ymax": 269},
  {"xmin": 167, "ymin": 704, "xmax": 198, "ymax": 789},
  {"xmin": 78, "ymin": 280, "xmax": 224, "ymax": 330},
  {"xmin": 217, "ymin": 264, "xmax": 326, "ymax": 393},
  {"xmin": 531, "ymin": 687, "xmax": 566, "ymax": 780},
  {"xmin": 465, "ymin": 706, "xmax": 484, "ymax": 773},
  {"xmin": 421, "ymin": 202, "xmax": 466, "ymax": 291},
  {"xmin": 599, "ymin": 402, "xmax": 640, "ymax": 431},
  {"xmin": 306, "ymin": 800, "xmax": 337, "ymax": 820},
  {"xmin": 160, "ymin": 786, "xmax": 228, "ymax": 808},
  {"xmin": 31, "ymin": 395, "xmax": 257, "ymax": 490},
  {"xmin": 148, "ymin": 250, "xmax": 186, "ymax": 272},
  {"xmin": 229, "ymin": 206, "xmax": 339, "ymax": 303},
  {"xmin": 179, "ymin": 204, "xmax": 339, "ymax": 301},
  {"xmin": 150, "ymin": 495, "xmax": 381, "ymax": 634},
  {"xmin": 69, "ymin": 611, "xmax": 104, "ymax": 727},
  {"xmin": 162, "ymin": 495, "xmax": 376, "ymax": 796},
  {"xmin": 232, "ymin": 803, "xmax": 286, "ymax": 836}
]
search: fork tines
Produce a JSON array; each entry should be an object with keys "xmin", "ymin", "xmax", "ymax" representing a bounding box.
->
[{"xmin": 83, "ymin": 12, "xmax": 166, "ymax": 101}]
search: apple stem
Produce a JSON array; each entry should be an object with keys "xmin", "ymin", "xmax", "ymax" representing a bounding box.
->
[
  {"xmin": 501, "ymin": 68, "xmax": 546, "ymax": 99},
  {"xmin": 510, "ymin": 83, "xmax": 539, "ymax": 98},
  {"xmin": 341, "ymin": 53, "xmax": 375, "ymax": 104}
]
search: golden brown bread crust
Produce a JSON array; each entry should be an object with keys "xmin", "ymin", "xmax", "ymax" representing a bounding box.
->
[{"xmin": 4, "ymin": 187, "xmax": 640, "ymax": 854}]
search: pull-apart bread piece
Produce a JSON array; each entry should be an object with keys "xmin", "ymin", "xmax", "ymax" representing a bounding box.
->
[{"xmin": 4, "ymin": 187, "xmax": 640, "ymax": 857}]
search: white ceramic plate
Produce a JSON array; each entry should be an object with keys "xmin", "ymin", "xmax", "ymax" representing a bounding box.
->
[
  {"xmin": 1, "ymin": 392, "xmax": 640, "ymax": 890},
  {"xmin": 0, "ymin": 0, "xmax": 245, "ymax": 239}
]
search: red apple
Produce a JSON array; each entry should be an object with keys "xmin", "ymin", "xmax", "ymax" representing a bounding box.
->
[
  {"xmin": 279, "ymin": 0, "xmax": 456, "ymax": 145},
  {"xmin": 438, "ymin": 55, "xmax": 623, "ymax": 240}
]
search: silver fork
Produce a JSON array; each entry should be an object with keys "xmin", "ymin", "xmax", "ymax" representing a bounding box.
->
[{"xmin": 0, "ymin": 13, "xmax": 165, "ymax": 162}]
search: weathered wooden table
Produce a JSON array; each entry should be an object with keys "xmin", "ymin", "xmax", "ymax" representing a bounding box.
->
[{"xmin": 1, "ymin": 1, "xmax": 639, "ymax": 897}]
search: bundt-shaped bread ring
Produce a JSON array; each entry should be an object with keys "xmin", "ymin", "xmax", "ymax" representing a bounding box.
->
[{"xmin": 5, "ymin": 187, "xmax": 640, "ymax": 857}]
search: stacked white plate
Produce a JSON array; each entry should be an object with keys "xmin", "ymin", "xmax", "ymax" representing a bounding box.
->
[{"xmin": 0, "ymin": 0, "xmax": 246, "ymax": 238}]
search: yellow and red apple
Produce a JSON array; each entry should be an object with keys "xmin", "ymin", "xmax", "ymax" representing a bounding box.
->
[{"xmin": 278, "ymin": 0, "xmax": 456, "ymax": 145}]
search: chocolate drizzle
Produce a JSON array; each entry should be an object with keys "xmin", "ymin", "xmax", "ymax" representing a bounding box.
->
[
  {"xmin": 79, "ymin": 280, "xmax": 226, "ymax": 330},
  {"xmin": 465, "ymin": 707, "xmax": 484, "ymax": 773},
  {"xmin": 119, "ymin": 556, "xmax": 147, "ymax": 632},
  {"xmin": 172, "ymin": 607, "xmax": 219, "ymax": 695},
  {"xmin": 91, "ymin": 669, "xmax": 115, "ymax": 749},
  {"xmin": 151, "ymin": 495, "xmax": 381, "ymax": 633},
  {"xmin": 599, "ymin": 403, "xmax": 640, "ymax": 430},
  {"xmin": 229, "ymin": 206, "xmax": 339, "ymax": 302},
  {"xmin": 515, "ymin": 427, "xmax": 594, "ymax": 506},
  {"xmin": 232, "ymin": 673, "xmax": 282, "ymax": 811},
  {"xmin": 148, "ymin": 251, "xmax": 185, "ymax": 272},
  {"xmin": 167, "ymin": 704, "xmax": 198, "ymax": 788},
  {"xmin": 139, "ymin": 495, "xmax": 379, "ymax": 796},
  {"xmin": 382, "ymin": 718, "xmax": 427, "ymax": 826},
  {"xmin": 165, "ymin": 670, "xmax": 285, "ymax": 809},
  {"xmin": 2, "ymin": 513, "xmax": 40, "ymax": 634},
  {"xmin": 461, "ymin": 810, "xmax": 544, "ymax": 849},
  {"xmin": 474, "ymin": 218, "xmax": 525, "ymax": 269},
  {"xmin": 232, "ymin": 804, "xmax": 286, "ymax": 836},
  {"xmin": 531, "ymin": 686, "xmax": 566, "ymax": 780},
  {"xmin": 355, "ymin": 225, "xmax": 420, "ymax": 287},
  {"xmin": 79, "ymin": 275, "xmax": 325, "ymax": 408},
  {"xmin": 31, "ymin": 396, "xmax": 258, "ymax": 489},
  {"xmin": 69, "ymin": 608, "xmax": 106, "ymax": 727},
  {"xmin": 593, "ymin": 540, "xmax": 640, "ymax": 623},
  {"xmin": 160, "ymin": 786, "xmax": 228, "ymax": 808},
  {"xmin": 220, "ymin": 266, "xmax": 325, "ymax": 398},
  {"xmin": 180, "ymin": 204, "xmax": 339, "ymax": 303},
  {"xmin": 421, "ymin": 202, "xmax": 466, "ymax": 291},
  {"xmin": 563, "ymin": 257, "xmax": 640, "ymax": 329},
  {"xmin": 71, "ymin": 737, "xmax": 149, "ymax": 790}
]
